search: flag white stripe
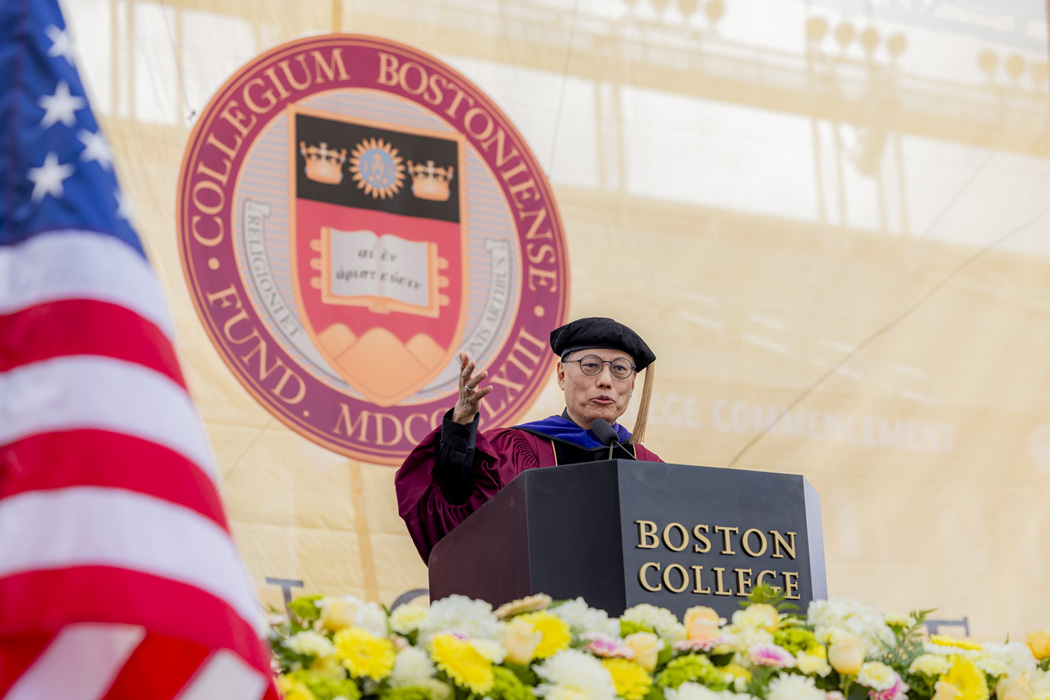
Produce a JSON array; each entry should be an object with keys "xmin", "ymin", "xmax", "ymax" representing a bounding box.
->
[
  {"xmin": 0, "ymin": 355, "xmax": 218, "ymax": 483},
  {"xmin": 176, "ymin": 649, "xmax": 270, "ymax": 700},
  {"xmin": 0, "ymin": 229, "xmax": 175, "ymax": 340},
  {"xmin": 0, "ymin": 488, "xmax": 263, "ymax": 631},
  {"xmin": 4, "ymin": 623, "xmax": 145, "ymax": 700}
]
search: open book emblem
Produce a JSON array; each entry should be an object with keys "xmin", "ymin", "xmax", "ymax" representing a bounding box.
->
[{"xmin": 290, "ymin": 106, "xmax": 467, "ymax": 407}]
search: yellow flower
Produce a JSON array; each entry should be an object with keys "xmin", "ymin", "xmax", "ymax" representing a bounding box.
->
[
  {"xmin": 500, "ymin": 617, "xmax": 543, "ymax": 665},
  {"xmin": 429, "ymin": 633, "xmax": 495, "ymax": 694},
  {"xmin": 797, "ymin": 646, "xmax": 832, "ymax": 677},
  {"xmin": 334, "ymin": 626, "xmax": 396, "ymax": 680},
  {"xmin": 624, "ymin": 632, "xmax": 661, "ymax": 672},
  {"xmin": 277, "ymin": 675, "xmax": 317, "ymax": 700},
  {"xmin": 602, "ymin": 658, "xmax": 653, "ymax": 700},
  {"xmin": 827, "ymin": 632, "xmax": 865, "ymax": 675},
  {"xmin": 684, "ymin": 607, "xmax": 723, "ymax": 642},
  {"xmin": 723, "ymin": 663, "xmax": 752, "ymax": 692},
  {"xmin": 939, "ymin": 656, "xmax": 990, "ymax": 700},
  {"xmin": 1027, "ymin": 631, "xmax": 1050, "ymax": 661},
  {"xmin": 931, "ymin": 635, "xmax": 983, "ymax": 652},
  {"xmin": 736, "ymin": 604, "xmax": 779, "ymax": 632},
  {"xmin": 518, "ymin": 611, "xmax": 571, "ymax": 659}
]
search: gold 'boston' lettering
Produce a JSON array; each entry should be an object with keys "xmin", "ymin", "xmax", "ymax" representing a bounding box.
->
[
  {"xmin": 482, "ymin": 327, "xmax": 546, "ymax": 418},
  {"xmin": 693, "ymin": 524, "xmax": 712, "ymax": 553},
  {"xmin": 771, "ymin": 531, "xmax": 797, "ymax": 559},
  {"xmin": 636, "ymin": 520, "xmax": 659, "ymax": 549},
  {"xmin": 741, "ymin": 528, "xmax": 768, "ymax": 557},
  {"xmin": 204, "ymin": 286, "xmax": 306, "ymax": 404},
  {"xmin": 714, "ymin": 525, "xmax": 739, "ymax": 555}
]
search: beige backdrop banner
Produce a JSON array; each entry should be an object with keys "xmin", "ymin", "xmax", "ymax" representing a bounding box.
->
[{"xmin": 63, "ymin": 0, "xmax": 1050, "ymax": 641}]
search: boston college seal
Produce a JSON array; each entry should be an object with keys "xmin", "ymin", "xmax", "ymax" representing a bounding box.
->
[{"xmin": 177, "ymin": 35, "xmax": 569, "ymax": 464}]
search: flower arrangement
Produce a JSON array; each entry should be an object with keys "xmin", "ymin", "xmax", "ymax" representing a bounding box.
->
[{"xmin": 269, "ymin": 587, "xmax": 1050, "ymax": 700}]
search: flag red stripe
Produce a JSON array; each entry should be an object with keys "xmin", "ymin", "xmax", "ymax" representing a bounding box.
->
[
  {"xmin": 0, "ymin": 567, "xmax": 274, "ymax": 678},
  {"xmin": 0, "ymin": 299, "xmax": 184, "ymax": 386},
  {"xmin": 0, "ymin": 633, "xmax": 55, "ymax": 696},
  {"xmin": 0, "ymin": 430, "xmax": 228, "ymax": 530},
  {"xmin": 100, "ymin": 632, "xmax": 213, "ymax": 700}
]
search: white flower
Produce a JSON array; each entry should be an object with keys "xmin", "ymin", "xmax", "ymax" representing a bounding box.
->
[
  {"xmin": 554, "ymin": 598, "xmax": 621, "ymax": 638},
  {"xmin": 767, "ymin": 674, "xmax": 825, "ymax": 700},
  {"xmin": 858, "ymin": 662, "xmax": 898, "ymax": 691},
  {"xmin": 666, "ymin": 682, "xmax": 736, "ymax": 700},
  {"xmin": 727, "ymin": 625, "xmax": 774, "ymax": 652},
  {"xmin": 909, "ymin": 654, "xmax": 953, "ymax": 676},
  {"xmin": 622, "ymin": 603, "xmax": 686, "ymax": 641},
  {"xmin": 418, "ymin": 594, "xmax": 500, "ymax": 642},
  {"xmin": 979, "ymin": 657, "xmax": 1011, "ymax": 678},
  {"xmin": 285, "ymin": 630, "xmax": 336, "ymax": 658},
  {"xmin": 390, "ymin": 604, "xmax": 429, "ymax": 636},
  {"xmin": 808, "ymin": 598, "xmax": 895, "ymax": 658},
  {"xmin": 355, "ymin": 601, "xmax": 390, "ymax": 638},
  {"xmin": 389, "ymin": 646, "xmax": 435, "ymax": 687},
  {"xmin": 315, "ymin": 595, "xmax": 388, "ymax": 637},
  {"xmin": 983, "ymin": 642, "xmax": 1039, "ymax": 677},
  {"xmin": 535, "ymin": 649, "xmax": 617, "ymax": 700},
  {"xmin": 473, "ymin": 639, "xmax": 507, "ymax": 664}
]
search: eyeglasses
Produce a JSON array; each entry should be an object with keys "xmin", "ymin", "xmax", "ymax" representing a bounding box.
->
[{"xmin": 564, "ymin": 355, "xmax": 636, "ymax": 380}]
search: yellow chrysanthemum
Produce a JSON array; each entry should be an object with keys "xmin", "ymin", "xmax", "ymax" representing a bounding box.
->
[
  {"xmin": 939, "ymin": 656, "xmax": 990, "ymax": 700},
  {"xmin": 723, "ymin": 663, "xmax": 752, "ymax": 692},
  {"xmin": 429, "ymin": 633, "xmax": 495, "ymax": 694},
  {"xmin": 602, "ymin": 658, "xmax": 653, "ymax": 700},
  {"xmin": 334, "ymin": 626, "xmax": 396, "ymax": 680},
  {"xmin": 277, "ymin": 675, "xmax": 317, "ymax": 700},
  {"xmin": 518, "ymin": 611, "xmax": 572, "ymax": 659},
  {"xmin": 931, "ymin": 635, "xmax": 983, "ymax": 652}
]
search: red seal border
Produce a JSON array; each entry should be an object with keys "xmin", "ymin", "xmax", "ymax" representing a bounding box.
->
[{"xmin": 176, "ymin": 34, "xmax": 570, "ymax": 464}]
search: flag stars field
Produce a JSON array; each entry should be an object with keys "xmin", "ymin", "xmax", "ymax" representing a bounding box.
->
[
  {"xmin": 37, "ymin": 80, "xmax": 85, "ymax": 128},
  {"xmin": 78, "ymin": 129, "xmax": 114, "ymax": 169},
  {"xmin": 44, "ymin": 24, "xmax": 73, "ymax": 63},
  {"xmin": 26, "ymin": 151, "xmax": 74, "ymax": 202}
]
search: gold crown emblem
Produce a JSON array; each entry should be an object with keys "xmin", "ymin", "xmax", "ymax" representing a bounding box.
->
[
  {"xmin": 407, "ymin": 160, "xmax": 454, "ymax": 201},
  {"xmin": 300, "ymin": 141, "xmax": 347, "ymax": 185}
]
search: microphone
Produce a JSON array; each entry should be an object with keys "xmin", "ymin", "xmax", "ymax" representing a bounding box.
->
[{"xmin": 591, "ymin": 419, "xmax": 634, "ymax": 460}]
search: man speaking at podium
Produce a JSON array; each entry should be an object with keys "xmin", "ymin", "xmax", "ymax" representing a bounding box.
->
[{"xmin": 396, "ymin": 317, "xmax": 663, "ymax": 562}]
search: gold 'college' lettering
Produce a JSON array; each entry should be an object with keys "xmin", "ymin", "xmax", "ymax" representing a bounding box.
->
[{"xmin": 637, "ymin": 562, "xmax": 801, "ymax": 599}]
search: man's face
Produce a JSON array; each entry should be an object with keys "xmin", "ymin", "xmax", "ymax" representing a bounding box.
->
[{"xmin": 558, "ymin": 348, "xmax": 636, "ymax": 429}]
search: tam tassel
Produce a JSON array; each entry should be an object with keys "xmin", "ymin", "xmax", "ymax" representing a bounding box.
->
[{"xmin": 629, "ymin": 362, "xmax": 654, "ymax": 445}]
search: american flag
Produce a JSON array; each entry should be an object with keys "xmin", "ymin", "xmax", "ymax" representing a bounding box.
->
[{"xmin": 0, "ymin": 0, "xmax": 278, "ymax": 697}]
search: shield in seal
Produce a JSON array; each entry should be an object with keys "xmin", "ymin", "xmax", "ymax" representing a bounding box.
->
[{"xmin": 290, "ymin": 106, "xmax": 467, "ymax": 407}]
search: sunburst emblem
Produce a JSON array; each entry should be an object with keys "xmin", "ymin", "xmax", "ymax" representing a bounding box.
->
[{"xmin": 349, "ymin": 137, "xmax": 406, "ymax": 199}]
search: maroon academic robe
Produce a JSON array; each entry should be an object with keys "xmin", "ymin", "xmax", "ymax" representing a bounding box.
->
[{"xmin": 395, "ymin": 423, "xmax": 662, "ymax": 562}]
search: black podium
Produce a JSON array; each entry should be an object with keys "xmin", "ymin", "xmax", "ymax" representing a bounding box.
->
[{"xmin": 428, "ymin": 460, "xmax": 825, "ymax": 619}]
